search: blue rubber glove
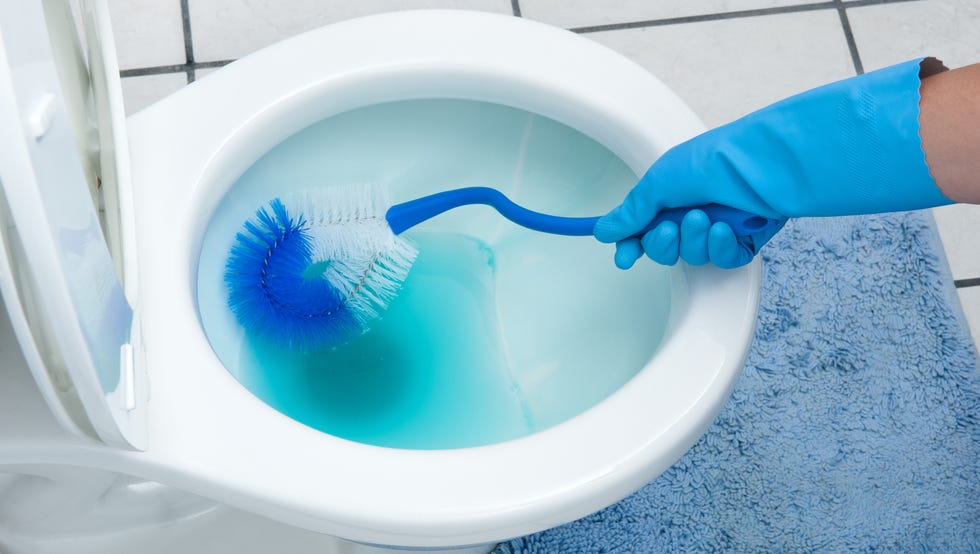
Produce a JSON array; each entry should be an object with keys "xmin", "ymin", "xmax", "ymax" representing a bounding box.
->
[{"xmin": 595, "ymin": 57, "xmax": 954, "ymax": 269}]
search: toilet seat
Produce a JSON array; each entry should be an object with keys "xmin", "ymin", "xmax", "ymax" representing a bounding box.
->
[
  {"xmin": 0, "ymin": 0, "xmax": 144, "ymax": 449},
  {"xmin": 0, "ymin": 7, "xmax": 761, "ymax": 549}
]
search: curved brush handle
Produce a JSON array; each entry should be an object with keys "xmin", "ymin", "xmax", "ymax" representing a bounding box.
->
[{"xmin": 385, "ymin": 187, "xmax": 782, "ymax": 238}]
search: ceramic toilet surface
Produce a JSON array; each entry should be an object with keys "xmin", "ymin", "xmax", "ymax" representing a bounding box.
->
[{"xmin": 4, "ymin": 9, "xmax": 761, "ymax": 549}]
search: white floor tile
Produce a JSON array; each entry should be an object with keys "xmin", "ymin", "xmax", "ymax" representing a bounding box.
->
[
  {"xmin": 189, "ymin": 0, "xmax": 513, "ymax": 62},
  {"xmin": 957, "ymin": 286, "xmax": 980, "ymax": 348},
  {"xmin": 519, "ymin": 0, "xmax": 815, "ymax": 29},
  {"xmin": 119, "ymin": 73, "xmax": 188, "ymax": 115},
  {"xmin": 106, "ymin": 0, "xmax": 187, "ymax": 70},
  {"xmin": 932, "ymin": 204, "xmax": 980, "ymax": 282},
  {"xmin": 586, "ymin": 10, "xmax": 854, "ymax": 127},
  {"xmin": 192, "ymin": 66, "xmax": 222, "ymax": 82},
  {"xmin": 847, "ymin": 0, "xmax": 980, "ymax": 71}
]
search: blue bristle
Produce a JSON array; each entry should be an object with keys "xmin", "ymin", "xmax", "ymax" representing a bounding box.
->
[{"xmin": 224, "ymin": 198, "xmax": 361, "ymax": 351}]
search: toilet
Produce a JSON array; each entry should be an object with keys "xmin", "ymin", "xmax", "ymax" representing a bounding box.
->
[{"xmin": 0, "ymin": 2, "xmax": 761, "ymax": 553}]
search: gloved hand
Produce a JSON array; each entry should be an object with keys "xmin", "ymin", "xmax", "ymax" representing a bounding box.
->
[{"xmin": 594, "ymin": 57, "xmax": 954, "ymax": 269}]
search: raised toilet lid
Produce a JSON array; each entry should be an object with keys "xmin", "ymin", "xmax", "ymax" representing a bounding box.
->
[{"xmin": 0, "ymin": 0, "xmax": 145, "ymax": 449}]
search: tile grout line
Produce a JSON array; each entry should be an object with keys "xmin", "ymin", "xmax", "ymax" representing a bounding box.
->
[
  {"xmin": 179, "ymin": 0, "xmax": 196, "ymax": 83},
  {"xmin": 843, "ymin": 0, "xmax": 921, "ymax": 6},
  {"xmin": 569, "ymin": 0, "xmax": 923, "ymax": 34},
  {"xmin": 120, "ymin": 64, "xmax": 190, "ymax": 78},
  {"xmin": 955, "ymin": 278, "xmax": 980, "ymax": 289},
  {"xmin": 511, "ymin": 0, "xmax": 521, "ymax": 17},
  {"xmin": 571, "ymin": 2, "xmax": 833, "ymax": 33},
  {"xmin": 835, "ymin": 0, "xmax": 864, "ymax": 74},
  {"xmin": 119, "ymin": 59, "xmax": 233, "ymax": 79}
]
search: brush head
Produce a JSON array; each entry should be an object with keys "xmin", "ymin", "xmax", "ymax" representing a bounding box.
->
[{"xmin": 224, "ymin": 185, "xmax": 417, "ymax": 351}]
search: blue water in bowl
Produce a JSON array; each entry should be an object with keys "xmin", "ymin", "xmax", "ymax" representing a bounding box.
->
[
  {"xmin": 197, "ymin": 99, "xmax": 674, "ymax": 449},
  {"xmin": 234, "ymin": 232, "xmax": 533, "ymax": 448}
]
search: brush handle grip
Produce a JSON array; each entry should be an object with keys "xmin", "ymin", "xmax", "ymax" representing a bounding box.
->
[{"xmin": 385, "ymin": 187, "xmax": 781, "ymax": 238}]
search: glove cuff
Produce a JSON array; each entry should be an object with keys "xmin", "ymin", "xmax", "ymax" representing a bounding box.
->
[{"xmin": 735, "ymin": 57, "xmax": 956, "ymax": 217}]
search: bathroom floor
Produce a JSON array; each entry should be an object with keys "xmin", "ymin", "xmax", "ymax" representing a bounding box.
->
[{"xmin": 109, "ymin": 0, "xmax": 980, "ymax": 345}]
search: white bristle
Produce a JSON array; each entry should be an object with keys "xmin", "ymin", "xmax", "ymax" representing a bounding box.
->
[{"xmin": 281, "ymin": 184, "xmax": 418, "ymax": 331}]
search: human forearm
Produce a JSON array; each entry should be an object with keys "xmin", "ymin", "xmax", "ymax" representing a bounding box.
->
[{"xmin": 920, "ymin": 62, "xmax": 980, "ymax": 203}]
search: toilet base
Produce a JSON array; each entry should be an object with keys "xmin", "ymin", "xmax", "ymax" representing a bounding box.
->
[{"xmin": 0, "ymin": 467, "xmax": 495, "ymax": 554}]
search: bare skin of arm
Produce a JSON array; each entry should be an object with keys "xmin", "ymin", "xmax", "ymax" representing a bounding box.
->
[{"xmin": 919, "ymin": 62, "xmax": 980, "ymax": 203}]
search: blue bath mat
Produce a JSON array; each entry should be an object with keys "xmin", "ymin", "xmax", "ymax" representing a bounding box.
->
[{"xmin": 497, "ymin": 211, "xmax": 980, "ymax": 553}]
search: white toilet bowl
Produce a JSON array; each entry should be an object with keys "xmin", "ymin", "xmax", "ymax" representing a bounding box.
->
[{"xmin": 0, "ymin": 3, "xmax": 761, "ymax": 552}]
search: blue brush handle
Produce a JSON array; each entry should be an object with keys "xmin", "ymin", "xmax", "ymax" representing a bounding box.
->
[{"xmin": 385, "ymin": 187, "xmax": 782, "ymax": 238}]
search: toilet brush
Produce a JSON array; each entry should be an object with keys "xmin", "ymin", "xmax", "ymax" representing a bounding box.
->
[{"xmin": 224, "ymin": 184, "xmax": 780, "ymax": 351}]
